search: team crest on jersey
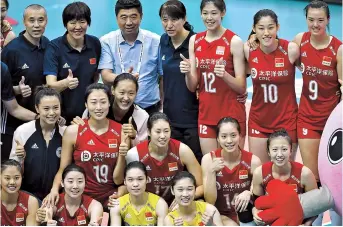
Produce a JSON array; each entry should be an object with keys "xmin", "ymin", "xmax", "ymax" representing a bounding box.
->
[
  {"xmin": 251, "ymin": 68, "xmax": 257, "ymax": 79},
  {"xmin": 168, "ymin": 162, "xmax": 178, "ymax": 171},
  {"xmin": 252, "ymin": 57, "xmax": 258, "ymax": 63},
  {"xmin": 145, "ymin": 212, "xmax": 154, "ymax": 221},
  {"xmin": 77, "ymin": 215, "xmax": 87, "ymax": 225},
  {"xmin": 239, "ymin": 170, "xmax": 248, "ymax": 179},
  {"xmin": 322, "ymin": 56, "xmax": 332, "ymax": 66},
  {"xmin": 289, "ymin": 184, "xmax": 298, "ymax": 192},
  {"xmin": 216, "ymin": 46, "xmax": 225, "ymax": 55},
  {"xmin": 16, "ymin": 213, "xmax": 24, "ymax": 222},
  {"xmin": 275, "ymin": 58, "xmax": 284, "ymax": 67},
  {"xmin": 81, "ymin": 150, "xmax": 91, "ymax": 162},
  {"xmin": 196, "ymin": 46, "xmax": 202, "ymax": 52},
  {"xmin": 108, "ymin": 139, "xmax": 118, "ymax": 148}
]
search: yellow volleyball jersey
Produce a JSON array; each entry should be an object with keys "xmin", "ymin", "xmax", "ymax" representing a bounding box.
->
[
  {"xmin": 119, "ymin": 192, "xmax": 160, "ymax": 226},
  {"xmin": 167, "ymin": 201, "xmax": 207, "ymax": 226}
]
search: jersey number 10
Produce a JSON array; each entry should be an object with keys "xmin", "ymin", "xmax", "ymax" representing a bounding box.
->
[{"xmin": 261, "ymin": 84, "xmax": 278, "ymax": 103}]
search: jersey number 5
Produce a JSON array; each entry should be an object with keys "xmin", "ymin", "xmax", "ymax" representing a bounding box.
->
[
  {"xmin": 93, "ymin": 165, "xmax": 109, "ymax": 183},
  {"xmin": 202, "ymin": 72, "xmax": 216, "ymax": 93}
]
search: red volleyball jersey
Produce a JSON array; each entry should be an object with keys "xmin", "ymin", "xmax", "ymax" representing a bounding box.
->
[
  {"xmin": 194, "ymin": 29, "xmax": 246, "ymax": 125},
  {"xmin": 249, "ymin": 39, "xmax": 297, "ymax": 133},
  {"xmin": 137, "ymin": 139, "xmax": 184, "ymax": 205},
  {"xmin": 211, "ymin": 149, "xmax": 253, "ymax": 222},
  {"xmin": 74, "ymin": 119, "xmax": 121, "ymax": 204},
  {"xmin": 54, "ymin": 193, "xmax": 93, "ymax": 226},
  {"xmin": 1, "ymin": 191, "xmax": 30, "ymax": 226},
  {"xmin": 298, "ymin": 32, "xmax": 342, "ymax": 130},
  {"xmin": 262, "ymin": 161, "xmax": 304, "ymax": 194}
]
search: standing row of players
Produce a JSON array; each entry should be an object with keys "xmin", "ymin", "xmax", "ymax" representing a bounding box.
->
[{"xmin": 1, "ymin": 0, "xmax": 342, "ymax": 225}]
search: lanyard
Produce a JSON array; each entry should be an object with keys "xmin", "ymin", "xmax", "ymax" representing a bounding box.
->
[{"xmin": 117, "ymin": 34, "xmax": 144, "ymax": 73}]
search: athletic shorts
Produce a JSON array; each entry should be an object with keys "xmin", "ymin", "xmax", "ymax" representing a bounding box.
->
[
  {"xmin": 248, "ymin": 126, "xmax": 297, "ymax": 143},
  {"xmin": 297, "ymin": 126, "xmax": 322, "ymax": 139}
]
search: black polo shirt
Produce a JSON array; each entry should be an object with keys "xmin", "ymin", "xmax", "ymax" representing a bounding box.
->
[
  {"xmin": 1, "ymin": 62, "xmax": 15, "ymax": 133},
  {"xmin": 43, "ymin": 33, "xmax": 101, "ymax": 124},
  {"xmin": 160, "ymin": 31, "xmax": 198, "ymax": 128},
  {"xmin": 1, "ymin": 32, "xmax": 49, "ymax": 135}
]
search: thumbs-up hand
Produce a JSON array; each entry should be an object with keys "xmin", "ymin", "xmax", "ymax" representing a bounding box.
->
[
  {"xmin": 210, "ymin": 157, "xmax": 224, "ymax": 173},
  {"xmin": 201, "ymin": 209, "xmax": 216, "ymax": 226},
  {"xmin": 15, "ymin": 139, "xmax": 26, "ymax": 159},
  {"xmin": 18, "ymin": 76, "xmax": 32, "ymax": 97},
  {"xmin": 36, "ymin": 206, "xmax": 47, "ymax": 223},
  {"xmin": 65, "ymin": 69, "xmax": 79, "ymax": 90},
  {"xmin": 119, "ymin": 133, "xmax": 129, "ymax": 157},
  {"xmin": 122, "ymin": 117, "xmax": 137, "ymax": 139},
  {"xmin": 174, "ymin": 217, "xmax": 184, "ymax": 226},
  {"xmin": 214, "ymin": 57, "xmax": 226, "ymax": 78},
  {"xmin": 127, "ymin": 66, "xmax": 139, "ymax": 80},
  {"xmin": 179, "ymin": 53, "xmax": 191, "ymax": 74}
]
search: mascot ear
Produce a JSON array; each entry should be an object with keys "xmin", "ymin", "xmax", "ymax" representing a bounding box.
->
[{"xmin": 318, "ymin": 102, "xmax": 342, "ymax": 216}]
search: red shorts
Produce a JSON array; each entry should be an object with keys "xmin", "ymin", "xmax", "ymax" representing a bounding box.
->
[
  {"xmin": 198, "ymin": 122, "xmax": 246, "ymax": 139},
  {"xmin": 248, "ymin": 127, "xmax": 297, "ymax": 143},
  {"xmin": 297, "ymin": 126, "xmax": 322, "ymax": 139}
]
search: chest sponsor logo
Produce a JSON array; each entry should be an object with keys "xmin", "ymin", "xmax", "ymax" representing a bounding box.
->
[
  {"xmin": 89, "ymin": 58, "xmax": 96, "ymax": 65},
  {"xmin": 196, "ymin": 46, "xmax": 202, "ymax": 52},
  {"xmin": 168, "ymin": 162, "xmax": 178, "ymax": 171},
  {"xmin": 145, "ymin": 212, "xmax": 154, "ymax": 221},
  {"xmin": 275, "ymin": 58, "xmax": 284, "ymax": 67},
  {"xmin": 108, "ymin": 139, "xmax": 118, "ymax": 148},
  {"xmin": 31, "ymin": 143, "xmax": 39, "ymax": 149},
  {"xmin": 87, "ymin": 139, "xmax": 95, "ymax": 146},
  {"xmin": 216, "ymin": 46, "xmax": 225, "ymax": 55},
  {"xmin": 81, "ymin": 150, "xmax": 91, "ymax": 162},
  {"xmin": 16, "ymin": 213, "xmax": 24, "ymax": 222},
  {"xmin": 252, "ymin": 57, "xmax": 258, "ymax": 63},
  {"xmin": 63, "ymin": 63, "xmax": 70, "ymax": 68},
  {"xmin": 56, "ymin": 147, "xmax": 62, "ymax": 158},
  {"xmin": 301, "ymin": 51, "xmax": 307, "ymax": 57},
  {"xmin": 289, "ymin": 184, "xmax": 298, "ymax": 192},
  {"xmin": 322, "ymin": 56, "xmax": 332, "ymax": 66},
  {"xmin": 21, "ymin": 63, "xmax": 29, "ymax": 69},
  {"xmin": 77, "ymin": 215, "xmax": 87, "ymax": 225},
  {"xmin": 251, "ymin": 68, "xmax": 257, "ymax": 79},
  {"xmin": 239, "ymin": 170, "xmax": 248, "ymax": 179},
  {"xmin": 216, "ymin": 171, "xmax": 223, "ymax": 177}
]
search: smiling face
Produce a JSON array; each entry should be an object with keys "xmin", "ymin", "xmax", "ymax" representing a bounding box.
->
[
  {"xmin": 1, "ymin": 166, "xmax": 22, "ymax": 194},
  {"xmin": 268, "ymin": 137, "xmax": 291, "ymax": 167},
  {"xmin": 217, "ymin": 122, "xmax": 240, "ymax": 153},
  {"xmin": 112, "ymin": 79, "xmax": 137, "ymax": 111},
  {"xmin": 172, "ymin": 177, "xmax": 195, "ymax": 207},
  {"xmin": 86, "ymin": 89, "xmax": 110, "ymax": 121},
  {"xmin": 148, "ymin": 119, "xmax": 171, "ymax": 148},
  {"xmin": 201, "ymin": 2, "xmax": 225, "ymax": 31},
  {"xmin": 35, "ymin": 96, "xmax": 61, "ymax": 126},
  {"xmin": 124, "ymin": 167, "xmax": 147, "ymax": 196},
  {"xmin": 116, "ymin": 8, "xmax": 142, "ymax": 38},
  {"xmin": 61, "ymin": 171, "xmax": 85, "ymax": 199},
  {"xmin": 306, "ymin": 7, "xmax": 329, "ymax": 37},
  {"xmin": 254, "ymin": 15, "xmax": 279, "ymax": 48}
]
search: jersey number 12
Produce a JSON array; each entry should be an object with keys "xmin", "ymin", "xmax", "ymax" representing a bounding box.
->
[{"xmin": 202, "ymin": 72, "xmax": 216, "ymax": 93}]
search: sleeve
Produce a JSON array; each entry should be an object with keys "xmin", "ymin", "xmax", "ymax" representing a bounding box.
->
[
  {"xmin": 157, "ymin": 44, "xmax": 163, "ymax": 76},
  {"xmin": 98, "ymin": 36, "xmax": 115, "ymax": 70},
  {"xmin": 43, "ymin": 41, "xmax": 59, "ymax": 76},
  {"xmin": 125, "ymin": 148, "xmax": 139, "ymax": 164},
  {"xmin": 1, "ymin": 62, "xmax": 15, "ymax": 101},
  {"xmin": 1, "ymin": 46, "xmax": 18, "ymax": 77}
]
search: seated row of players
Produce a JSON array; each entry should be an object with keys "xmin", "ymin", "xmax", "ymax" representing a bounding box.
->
[{"xmin": 2, "ymin": 83, "xmax": 318, "ymax": 226}]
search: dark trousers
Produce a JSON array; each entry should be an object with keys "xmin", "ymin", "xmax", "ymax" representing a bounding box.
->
[
  {"xmin": 1, "ymin": 133, "xmax": 13, "ymax": 161},
  {"xmin": 143, "ymin": 101, "xmax": 161, "ymax": 116},
  {"xmin": 171, "ymin": 126, "xmax": 202, "ymax": 164}
]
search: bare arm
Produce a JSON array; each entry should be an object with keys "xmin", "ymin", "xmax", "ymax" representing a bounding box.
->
[
  {"xmin": 101, "ymin": 69, "xmax": 119, "ymax": 85},
  {"xmin": 180, "ymin": 143, "xmax": 203, "ymax": 199},
  {"xmin": 113, "ymin": 132, "xmax": 130, "ymax": 185},
  {"xmin": 156, "ymin": 198, "xmax": 169, "ymax": 226},
  {"xmin": 46, "ymin": 75, "xmax": 68, "ymax": 93},
  {"xmin": 252, "ymin": 166, "xmax": 264, "ymax": 196},
  {"xmin": 163, "ymin": 215, "xmax": 174, "ymax": 226},
  {"xmin": 243, "ymin": 42, "xmax": 251, "ymax": 75},
  {"xmin": 288, "ymin": 42, "xmax": 300, "ymax": 65},
  {"xmin": 292, "ymin": 32, "xmax": 304, "ymax": 46},
  {"xmin": 337, "ymin": 45, "xmax": 342, "ymax": 82},
  {"xmin": 301, "ymin": 166, "xmax": 318, "ymax": 192},
  {"xmin": 26, "ymin": 195, "xmax": 39, "ymax": 225},
  {"xmin": 201, "ymin": 153, "xmax": 217, "ymax": 205},
  {"xmin": 109, "ymin": 204, "xmax": 122, "ymax": 226},
  {"xmin": 88, "ymin": 200, "xmax": 104, "ymax": 225},
  {"xmin": 3, "ymin": 31, "xmax": 16, "ymax": 47},
  {"xmin": 3, "ymin": 99, "xmax": 36, "ymax": 121},
  {"xmin": 222, "ymin": 36, "xmax": 246, "ymax": 94},
  {"xmin": 185, "ymin": 35, "xmax": 199, "ymax": 92}
]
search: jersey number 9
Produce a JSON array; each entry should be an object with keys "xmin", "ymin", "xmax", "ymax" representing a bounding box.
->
[{"xmin": 309, "ymin": 80, "xmax": 318, "ymax": 100}]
